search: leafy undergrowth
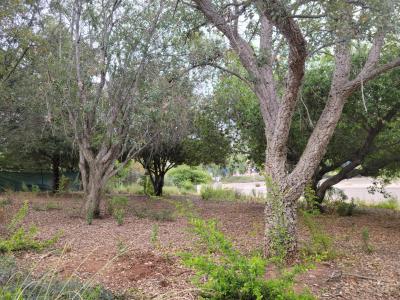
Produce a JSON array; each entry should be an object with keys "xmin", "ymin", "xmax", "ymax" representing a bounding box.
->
[
  {"xmin": 181, "ymin": 218, "xmax": 314, "ymax": 300},
  {"xmin": 0, "ymin": 201, "xmax": 61, "ymax": 253},
  {"xmin": 300, "ymin": 211, "xmax": 337, "ymax": 262}
]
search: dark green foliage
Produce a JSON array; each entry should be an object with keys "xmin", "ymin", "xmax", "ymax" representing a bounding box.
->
[
  {"xmin": 181, "ymin": 218, "xmax": 314, "ymax": 300},
  {"xmin": 168, "ymin": 165, "xmax": 211, "ymax": 188}
]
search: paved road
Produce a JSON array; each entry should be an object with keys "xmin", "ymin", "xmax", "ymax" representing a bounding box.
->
[{"xmin": 219, "ymin": 177, "xmax": 400, "ymax": 203}]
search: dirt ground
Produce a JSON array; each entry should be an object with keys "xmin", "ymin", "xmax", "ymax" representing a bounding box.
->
[{"xmin": 1, "ymin": 193, "xmax": 400, "ymax": 299}]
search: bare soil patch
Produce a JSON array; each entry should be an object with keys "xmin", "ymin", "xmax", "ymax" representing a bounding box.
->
[{"xmin": 1, "ymin": 193, "xmax": 400, "ymax": 299}]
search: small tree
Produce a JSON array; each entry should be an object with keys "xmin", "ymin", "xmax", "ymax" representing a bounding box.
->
[
  {"xmin": 135, "ymin": 77, "xmax": 193, "ymax": 196},
  {"xmin": 40, "ymin": 0, "xmax": 170, "ymax": 219}
]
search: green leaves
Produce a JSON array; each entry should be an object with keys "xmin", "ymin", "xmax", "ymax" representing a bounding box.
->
[{"xmin": 181, "ymin": 217, "xmax": 314, "ymax": 300}]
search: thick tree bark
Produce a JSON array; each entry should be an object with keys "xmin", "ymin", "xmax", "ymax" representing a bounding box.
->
[
  {"xmin": 264, "ymin": 183, "xmax": 299, "ymax": 260},
  {"xmin": 52, "ymin": 153, "xmax": 61, "ymax": 193}
]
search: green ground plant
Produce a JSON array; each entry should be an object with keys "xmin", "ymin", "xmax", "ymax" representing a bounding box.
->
[
  {"xmin": 58, "ymin": 175, "xmax": 71, "ymax": 193},
  {"xmin": 107, "ymin": 196, "xmax": 129, "ymax": 225},
  {"xmin": 0, "ymin": 201, "xmax": 61, "ymax": 253},
  {"xmin": 361, "ymin": 227, "xmax": 374, "ymax": 254},
  {"xmin": 336, "ymin": 199, "xmax": 356, "ymax": 216},
  {"xmin": 301, "ymin": 212, "xmax": 336, "ymax": 262},
  {"xmin": 150, "ymin": 224, "xmax": 159, "ymax": 246},
  {"xmin": 181, "ymin": 218, "xmax": 314, "ymax": 300},
  {"xmin": 0, "ymin": 255, "xmax": 117, "ymax": 299}
]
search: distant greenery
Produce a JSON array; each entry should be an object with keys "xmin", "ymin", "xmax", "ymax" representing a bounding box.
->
[
  {"xmin": 181, "ymin": 218, "xmax": 314, "ymax": 300},
  {"xmin": 221, "ymin": 175, "xmax": 264, "ymax": 183},
  {"xmin": 168, "ymin": 165, "xmax": 211, "ymax": 188},
  {"xmin": 201, "ymin": 186, "xmax": 240, "ymax": 201},
  {"xmin": 201, "ymin": 186, "xmax": 264, "ymax": 202},
  {"xmin": 356, "ymin": 198, "xmax": 399, "ymax": 211}
]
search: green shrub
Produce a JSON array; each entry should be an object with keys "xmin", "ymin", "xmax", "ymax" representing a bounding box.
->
[
  {"xmin": 336, "ymin": 200, "xmax": 356, "ymax": 216},
  {"xmin": 303, "ymin": 184, "xmax": 319, "ymax": 213},
  {"xmin": 181, "ymin": 218, "xmax": 314, "ymax": 300},
  {"xmin": 168, "ymin": 165, "xmax": 211, "ymax": 188},
  {"xmin": 31, "ymin": 185, "xmax": 40, "ymax": 193},
  {"xmin": 181, "ymin": 180, "xmax": 195, "ymax": 191},
  {"xmin": 107, "ymin": 196, "xmax": 129, "ymax": 225},
  {"xmin": 301, "ymin": 212, "xmax": 336, "ymax": 261},
  {"xmin": 0, "ymin": 201, "xmax": 61, "ymax": 253},
  {"xmin": 201, "ymin": 186, "xmax": 241, "ymax": 201},
  {"xmin": 58, "ymin": 175, "xmax": 71, "ymax": 192},
  {"xmin": 21, "ymin": 182, "xmax": 29, "ymax": 192},
  {"xmin": 361, "ymin": 227, "xmax": 374, "ymax": 254},
  {"xmin": 0, "ymin": 198, "xmax": 12, "ymax": 207},
  {"xmin": 139, "ymin": 175, "xmax": 155, "ymax": 196}
]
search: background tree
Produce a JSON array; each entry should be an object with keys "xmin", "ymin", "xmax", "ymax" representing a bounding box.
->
[{"xmin": 190, "ymin": 0, "xmax": 400, "ymax": 259}]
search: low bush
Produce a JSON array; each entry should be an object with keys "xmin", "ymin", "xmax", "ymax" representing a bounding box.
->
[
  {"xmin": 181, "ymin": 218, "xmax": 314, "ymax": 300},
  {"xmin": 301, "ymin": 212, "xmax": 336, "ymax": 261},
  {"xmin": 58, "ymin": 175, "xmax": 71, "ymax": 192},
  {"xmin": 0, "ymin": 201, "xmax": 61, "ymax": 253},
  {"xmin": 201, "ymin": 186, "xmax": 237, "ymax": 200},
  {"xmin": 361, "ymin": 227, "xmax": 374, "ymax": 254},
  {"xmin": 0, "ymin": 198, "xmax": 13, "ymax": 207},
  {"xmin": 0, "ymin": 256, "xmax": 116, "ymax": 300},
  {"xmin": 168, "ymin": 165, "xmax": 211, "ymax": 188},
  {"xmin": 107, "ymin": 196, "xmax": 129, "ymax": 225},
  {"xmin": 336, "ymin": 199, "xmax": 356, "ymax": 216}
]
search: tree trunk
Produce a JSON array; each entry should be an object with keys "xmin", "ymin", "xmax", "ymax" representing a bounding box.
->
[
  {"xmin": 264, "ymin": 178, "xmax": 299, "ymax": 262},
  {"xmin": 152, "ymin": 174, "xmax": 164, "ymax": 196},
  {"xmin": 52, "ymin": 153, "xmax": 61, "ymax": 193},
  {"xmin": 84, "ymin": 171, "xmax": 103, "ymax": 219}
]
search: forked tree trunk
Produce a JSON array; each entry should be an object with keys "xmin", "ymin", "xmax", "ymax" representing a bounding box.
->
[
  {"xmin": 147, "ymin": 172, "xmax": 165, "ymax": 196},
  {"xmin": 79, "ymin": 154, "xmax": 113, "ymax": 221}
]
